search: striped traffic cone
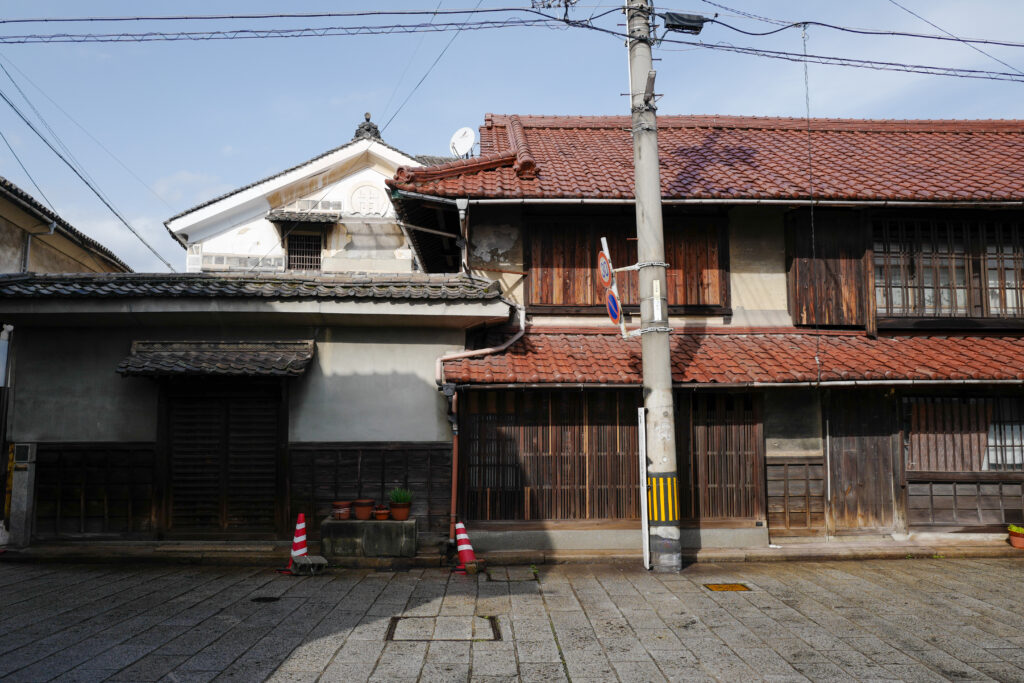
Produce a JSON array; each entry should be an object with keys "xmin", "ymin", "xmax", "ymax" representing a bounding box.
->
[
  {"xmin": 454, "ymin": 522, "xmax": 480, "ymax": 575},
  {"xmin": 278, "ymin": 513, "xmax": 308, "ymax": 575}
]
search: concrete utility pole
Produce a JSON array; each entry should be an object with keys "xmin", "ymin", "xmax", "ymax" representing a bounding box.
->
[{"xmin": 626, "ymin": 0, "xmax": 682, "ymax": 572}]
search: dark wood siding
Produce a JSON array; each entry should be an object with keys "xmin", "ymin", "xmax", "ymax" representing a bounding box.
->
[
  {"xmin": 526, "ymin": 214, "xmax": 728, "ymax": 312},
  {"xmin": 166, "ymin": 381, "xmax": 283, "ymax": 536},
  {"xmin": 289, "ymin": 442, "xmax": 451, "ymax": 538},
  {"xmin": 766, "ymin": 458, "xmax": 826, "ymax": 536},
  {"xmin": 902, "ymin": 395, "xmax": 1024, "ymax": 528},
  {"xmin": 678, "ymin": 393, "xmax": 765, "ymax": 522},
  {"xmin": 787, "ymin": 209, "xmax": 868, "ymax": 327},
  {"xmin": 827, "ymin": 391, "xmax": 898, "ymax": 532},
  {"xmin": 459, "ymin": 390, "xmax": 642, "ymax": 521},
  {"xmin": 34, "ymin": 443, "xmax": 156, "ymax": 538}
]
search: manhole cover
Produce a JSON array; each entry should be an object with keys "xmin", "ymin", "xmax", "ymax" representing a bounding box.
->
[
  {"xmin": 704, "ymin": 583, "xmax": 750, "ymax": 592},
  {"xmin": 385, "ymin": 616, "xmax": 501, "ymax": 642},
  {"xmin": 251, "ymin": 596, "xmax": 280, "ymax": 603}
]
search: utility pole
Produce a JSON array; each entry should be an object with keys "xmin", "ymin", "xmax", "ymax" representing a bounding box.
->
[{"xmin": 626, "ymin": 0, "xmax": 681, "ymax": 572}]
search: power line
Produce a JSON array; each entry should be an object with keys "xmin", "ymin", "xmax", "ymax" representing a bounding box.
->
[
  {"xmin": 0, "ymin": 128, "xmax": 54, "ymax": 211},
  {"xmin": 381, "ymin": 0, "xmax": 486, "ymax": 134},
  {"xmin": 707, "ymin": 18, "xmax": 1024, "ymax": 50},
  {"xmin": 885, "ymin": 0, "xmax": 1022, "ymax": 75},
  {"xmin": 0, "ymin": 87, "xmax": 176, "ymax": 270},
  {"xmin": 379, "ymin": 1, "xmax": 445, "ymax": 126},
  {"xmin": 0, "ymin": 53, "xmax": 175, "ymax": 211},
  {"xmin": 0, "ymin": 8, "xmax": 555, "ymax": 24},
  {"xmin": 0, "ymin": 19, "xmax": 559, "ymax": 44}
]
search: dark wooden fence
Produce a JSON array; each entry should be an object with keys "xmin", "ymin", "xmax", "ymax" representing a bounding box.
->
[
  {"xmin": 766, "ymin": 457, "xmax": 826, "ymax": 535},
  {"xmin": 34, "ymin": 443, "xmax": 156, "ymax": 538},
  {"xmin": 459, "ymin": 390, "xmax": 642, "ymax": 521},
  {"xmin": 289, "ymin": 442, "xmax": 451, "ymax": 537}
]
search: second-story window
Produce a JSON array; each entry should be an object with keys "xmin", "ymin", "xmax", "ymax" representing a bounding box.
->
[
  {"xmin": 874, "ymin": 214, "xmax": 1024, "ymax": 319},
  {"xmin": 287, "ymin": 233, "xmax": 322, "ymax": 271}
]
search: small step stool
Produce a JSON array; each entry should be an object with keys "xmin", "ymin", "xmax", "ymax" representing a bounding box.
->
[{"xmin": 291, "ymin": 555, "xmax": 328, "ymax": 575}]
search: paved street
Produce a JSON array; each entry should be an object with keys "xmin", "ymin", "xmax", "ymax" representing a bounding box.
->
[{"xmin": 1, "ymin": 558, "xmax": 1024, "ymax": 682}]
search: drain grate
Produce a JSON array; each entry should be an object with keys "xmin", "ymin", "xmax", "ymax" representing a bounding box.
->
[
  {"xmin": 704, "ymin": 583, "xmax": 750, "ymax": 592},
  {"xmin": 385, "ymin": 616, "xmax": 501, "ymax": 642},
  {"xmin": 251, "ymin": 596, "xmax": 281, "ymax": 603}
]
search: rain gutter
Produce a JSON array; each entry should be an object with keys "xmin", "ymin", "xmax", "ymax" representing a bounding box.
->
[
  {"xmin": 463, "ymin": 198, "xmax": 1024, "ymax": 208},
  {"xmin": 452, "ymin": 379, "xmax": 1024, "ymax": 389}
]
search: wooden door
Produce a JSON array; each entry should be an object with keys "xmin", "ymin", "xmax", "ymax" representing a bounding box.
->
[
  {"xmin": 827, "ymin": 392, "xmax": 898, "ymax": 533},
  {"xmin": 167, "ymin": 381, "xmax": 282, "ymax": 536}
]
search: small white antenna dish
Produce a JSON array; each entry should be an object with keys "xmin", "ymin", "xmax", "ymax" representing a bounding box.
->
[{"xmin": 449, "ymin": 127, "xmax": 476, "ymax": 158}]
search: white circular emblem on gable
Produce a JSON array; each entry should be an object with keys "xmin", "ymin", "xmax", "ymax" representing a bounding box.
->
[{"xmin": 351, "ymin": 185, "xmax": 385, "ymax": 215}]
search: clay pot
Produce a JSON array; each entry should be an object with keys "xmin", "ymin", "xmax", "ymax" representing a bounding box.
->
[
  {"xmin": 390, "ymin": 502, "xmax": 411, "ymax": 521},
  {"xmin": 352, "ymin": 499, "xmax": 374, "ymax": 521},
  {"xmin": 1010, "ymin": 530, "xmax": 1024, "ymax": 549},
  {"xmin": 332, "ymin": 501, "xmax": 352, "ymax": 520},
  {"xmin": 373, "ymin": 508, "xmax": 390, "ymax": 521}
]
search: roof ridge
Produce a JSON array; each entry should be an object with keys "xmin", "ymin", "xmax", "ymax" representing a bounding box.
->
[
  {"xmin": 483, "ymin": 113, "xmax": 1024, "ymax": 133},
  {"xmin": 506, "ymin": 115, "xmax": 538, "ymax": 179},
  {"xmin": 390, "ymin": 151, "xmax": 517, "ymax": 186}
]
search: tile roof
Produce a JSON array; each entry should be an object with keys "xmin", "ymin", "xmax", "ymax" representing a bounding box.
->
[
  {"xmin": 0, "ymin": 176, "xmax": 132, "ymax": 272},
  {"xmin": 387, "ymin": 114, "xmax": 1024, "ymax": 202},
  {"xmin": 442, "ymin": 330, "xmax": 1024, "ymax": 385},
  {"xmin": 117, "ymin": 340, "xmax": 314, "ymax": 377},
  {"xmin": 0, "ymin": 272, "xmax": 501, "ymax": 301}
]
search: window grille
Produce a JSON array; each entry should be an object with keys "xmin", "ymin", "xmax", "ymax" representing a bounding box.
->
[
  {"xmin": 287, "ymin": 234, "xmax": 322, "ymax": 271},
  {"xmin": 874, "ymin": 215, "xmax": 1024, "ymax": 318},
  {"xmin": 905, "ymin": 396, "xmax": 1024, "ymax": 472}
]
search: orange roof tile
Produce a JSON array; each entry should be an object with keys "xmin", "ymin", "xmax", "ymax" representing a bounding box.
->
[
  {"xmin": 442, "ymin": 331, "xmax": 1024, "ymax": 385},
  {"xmin": 388, "ymin": 114, "xmax": 1024, "ymax": 202}
]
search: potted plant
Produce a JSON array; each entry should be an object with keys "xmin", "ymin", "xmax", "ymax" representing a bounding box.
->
[
  {"xmin": 1010, "ymin": 524, "xmax": 1024, "ymax": 549},
  {"xmin": 389, "ymin": 488, "xmax": 413, "ymax": 521},
  {"xmin": 352, "ymin": 498, "xmax": 374, "ymax": 521},
  {"xmin": 373, "ymin": 504, "xmax": 390, "ymax": 521}
]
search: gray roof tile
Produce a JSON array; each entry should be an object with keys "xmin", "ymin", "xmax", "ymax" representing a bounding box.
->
[{"xmin": 117, "ymin": 340, "xmax": 314, "ymax": 377}]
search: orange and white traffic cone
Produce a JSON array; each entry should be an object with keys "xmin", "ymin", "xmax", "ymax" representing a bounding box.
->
[
  {"xmin": 278, "ymin": 513, "xmax": 308, "ymax": 575},
  {"xmin": 454, "ymin": 522, "xmax": 480, "ymax": 575}
]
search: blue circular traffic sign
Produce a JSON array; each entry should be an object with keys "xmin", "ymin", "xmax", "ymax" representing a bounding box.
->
[
  {"xmin": 605, "ymin": 289, "xmax": 622, "ymax": 325},
  {"xmin": 597, "ymin": 251, "xmax": 614, "ymax": 289}
]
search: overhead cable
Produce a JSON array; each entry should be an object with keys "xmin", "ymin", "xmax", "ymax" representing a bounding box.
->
[{"xmin": 0, "ymin": 87, "xmax": 176, "ymax": 270}]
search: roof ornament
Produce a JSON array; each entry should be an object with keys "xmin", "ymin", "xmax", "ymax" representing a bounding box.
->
[{"xmin": 353, "ymin": 112, "xmax": 382, "ymax": 141}]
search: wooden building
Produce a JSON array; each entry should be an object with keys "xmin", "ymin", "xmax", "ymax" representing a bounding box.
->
[{"xmin": 388, "ymin": 114, "xmax": 1024, "ymax": 549}]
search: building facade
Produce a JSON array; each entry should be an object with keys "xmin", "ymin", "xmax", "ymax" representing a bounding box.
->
[{"xmin": 388, "ymin": 114, "xmax": 1024, "ymax": 551}]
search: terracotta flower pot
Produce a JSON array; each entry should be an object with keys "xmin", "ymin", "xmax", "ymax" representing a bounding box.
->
[
  {"xmin": 332, "ymin": 500, "xmax": 352, "ymax": 520},
  {"xmin": 373, "ymin": 508, "xmax": 390, "ymax": 521},
  {"xmin": 1010, "ymin": 530, "xmax": 1024, "ymax": 549},
  {"xmin": 390, "ymin": 502, "xmax": 412, "ymax": 521},
  {"xmin": 352, "ymin": 499, "xmax": 374, "ymax": 521}
]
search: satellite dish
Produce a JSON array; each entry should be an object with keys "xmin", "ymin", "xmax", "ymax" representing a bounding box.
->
[{"xmin": 449, "ymin": 127, "xmax": 476, "ymax": 157}]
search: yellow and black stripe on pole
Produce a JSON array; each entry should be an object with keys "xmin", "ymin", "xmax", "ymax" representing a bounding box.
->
[{"xmin": 646, "ymin": 472, "xmax": 679, "ymax": 525}]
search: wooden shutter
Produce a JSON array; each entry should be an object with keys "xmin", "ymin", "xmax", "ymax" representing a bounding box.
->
[
  {"xmin": 787, "ymin": 209, "xmax": 868, "ymax": 326},
  {"xmin": 168, "ymin": 383, "xmax": 281, "ymax": 535}
]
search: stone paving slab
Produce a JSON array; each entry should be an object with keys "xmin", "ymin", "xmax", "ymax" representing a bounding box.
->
[{"xmin": 1, "ymin": 558, "xmax": 1024, "ymax": 681}]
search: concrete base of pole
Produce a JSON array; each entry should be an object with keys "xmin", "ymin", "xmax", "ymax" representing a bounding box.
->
[{"xmin": 649, "ymin": 525, "xmax": 682, "ymax": 572}]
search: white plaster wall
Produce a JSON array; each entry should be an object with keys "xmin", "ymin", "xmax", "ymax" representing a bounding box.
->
[
  {"xmin": 289, "ymin": 327, "xmax": 463, "ymax": 442},
  {"xmin": 727, "ymin": 207, "xmax": 792, "ymax": 328}
]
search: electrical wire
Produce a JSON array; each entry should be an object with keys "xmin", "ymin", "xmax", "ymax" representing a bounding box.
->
[
  {"xmin": 0, "ymin": 87, "xmax": 176, "ymax": 270},
  {"xmin": 0, "ymin": 128, "xmax": 54, "ymax": 211},
  {"xmin": 0, "ymin": 8, "xmax": 564, "ymax": 24},
  {"xmin": 381, "ymin": 0, "xmax": 486, "ymax": 134},
  {"xmin": 379, "ymin": 1, "xmax": 445, "ymax": 126},
  {"xmin": 706, "ymin": 18, "xmax": 1024, "ymax": 50},
  {"xmin": 885, "ymin": 0, "xmax": 1022, "ymax": 75},
  {"xmin": 0, "ymin": 19, "xmax": 562, "ymax": 44},
  {"xmin": 0, "ymin": 53, "xmax": 175, "ymax": 211}
]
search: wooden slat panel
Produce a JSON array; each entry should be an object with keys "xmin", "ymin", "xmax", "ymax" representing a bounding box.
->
[
  {"xmin": 34, "ymin": 443, "xmax": 156, "ymax": 538},
  {"xmin": 788, "ymin": 209, "xmax": 867, "ymax": 327},
  {"xmin": 905, "ymin": 479, "xmax": 1024, "ymax": 526},
  {"xmin": 766, "ymin": 460, "xmax": 826, "ymax": 535},
  {"xmin": 828, "ymin": 391, "xmax": 897, "ymax": 531},
  {"xmin": 288, "ymin": 442, "xmax": 451, "ymax": 537},
  {"xmin": 525, "ymin": 215, "xmax": 727, "ymax": 309},
  {"xmin": 459, "ymin": 389, "xmax": 642, "ymax": 521}
]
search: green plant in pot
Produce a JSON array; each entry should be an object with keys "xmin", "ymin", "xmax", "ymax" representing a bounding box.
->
[
  {"xmin": 389, "ymin": 487, "xmax": 413, "ymax": 521},
  {"xmin": 1010, "ymin": 524, "xmax": 1024, "ymax": 549}
]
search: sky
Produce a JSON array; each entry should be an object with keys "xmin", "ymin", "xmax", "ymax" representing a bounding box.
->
[{"xmin": 0, "ymin": 1, "xmax": 1021, "ymax": 272}]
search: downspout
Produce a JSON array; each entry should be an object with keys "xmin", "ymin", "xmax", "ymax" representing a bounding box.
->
[
  {"xmin": 456, "ymin": 198, "xmax": 470, "ymax": 276},
  {"xmin": 437, "ymin": 304, "xmax": 526, "ymax": 543}
]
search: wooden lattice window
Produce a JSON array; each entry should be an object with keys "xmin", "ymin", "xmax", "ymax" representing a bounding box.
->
[
  {"xmin": 905, "ymin": 396, "xmax": 1024, "ymax": 473},
  {"xmin": 873, "ymin": 214, "xmax": 1024, "ymax": 319},
  {"xmin": 526, "ymin": 215, "xmax": 728, "ymax": 312},
  {"xmin": 287, "ymin": 233, "xmax": 322, "ymax": 271}
]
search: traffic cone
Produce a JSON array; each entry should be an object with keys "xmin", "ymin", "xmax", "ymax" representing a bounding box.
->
[
  {"xmin": 278, "ymin": 513, "xmax": 308, "ymax": 575},
  {"xmin": 454, "ymin": 522, "xmax": 480, "ymax": 575}
]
